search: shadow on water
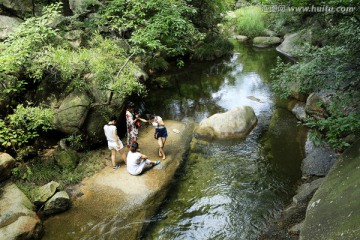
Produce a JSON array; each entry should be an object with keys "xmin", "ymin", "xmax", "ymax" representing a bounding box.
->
[{"xmin": 140, "ymin": 41, "xmax": 306, "ymax": 239}]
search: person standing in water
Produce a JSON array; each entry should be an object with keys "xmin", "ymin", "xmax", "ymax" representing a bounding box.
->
[
  {"xmin": 138, "ymin": 115, "xmax": 168, "ymax": 160},
  {"xmin": 104, "ymin": 115, "xmax": 127, "ymax": 170}
]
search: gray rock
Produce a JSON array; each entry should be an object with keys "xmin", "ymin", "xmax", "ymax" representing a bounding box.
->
[
  {"xmin": 0, "ymin": 181, "xmax": 43, "ymax": 240},
  {"xmin": 64, "ymin": 30, "xmax": 83, "ymax": 48},
  {"xmin": 195, "ymin": 106, "xmax": 257, "ymax": 139},
  {"xmin": 253, "ymin": 36, "xmax": 282, "ymax": 48},
  {"xmin": 84, "ymin": 107, "xmax": 111, "ymax": 146},
  {"xmin": 288, "ymin": 100, "xmax": 306, "ymax": 122},
  {"xmin": 305, "ymin": 91, "xmax": 333, "ymax": 120},
  {"xmin": 293, "ymin": 178, "xmax": 324, "ymax": 205},
  {"xmin": 289, "ymin": 221, "xmax": 304, "ymax": 235},
  {"xmin": 43, "ymin": 191, "xmax": 70, "ymax": 216},
  {"xmin": 53, "ymin": 150, "xmax": 79, "ymax": 170},
  {"xmin": 302, "ymin": 137, "xmax": 337, "ymax": 176},
  {"xmin": 54, "ymin": 91, "xmax": 92, "ymax": 134},
  {"xmin": 0, "ymin": 153, "xmax": 15, "ymax": 182},
  {"xmin": 235, "ymin": 35, "xmax": 248, "ymax": 42},
  {"xmin": 0, "ymin": 0, "xmax": 33, "ymax": 18},
  {"xmin": 32, "ymin": 181, "xmax": 60, "ymax": 206},
  {"xmin": 276, "ymin": 32, "xmax": 311, "ymax": 58},
  {"xmin": 300, "ymin": 140, "xmax": 360, "ymax": 240},
  {"xmin": 0, "ymin": 15, "xmax": 22, "ymax": 40}
]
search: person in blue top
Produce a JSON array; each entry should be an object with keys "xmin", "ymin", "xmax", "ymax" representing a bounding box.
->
[{"xmin": 103, "ymin": 115, "xmax": 127, "ymax": 170}]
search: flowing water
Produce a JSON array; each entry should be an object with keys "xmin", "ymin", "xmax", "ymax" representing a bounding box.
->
[{"xmin": 138, "ymin": 41, "xmax": 307, "ymax": 239}]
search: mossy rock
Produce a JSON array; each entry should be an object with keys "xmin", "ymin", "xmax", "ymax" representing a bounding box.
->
[
  {"xmin": 253, "ymin": 37, "xmax": 282, "ymax": 48},
  {"xmin": 32, "ymin": 181, "xmax": 60, "ymax": 206},
  {"xmin": 53, "ymin": 150, "xmax": 80, "ymax": 170}
]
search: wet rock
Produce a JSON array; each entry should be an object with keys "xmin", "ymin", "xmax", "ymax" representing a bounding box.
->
[
  {"xmin": 0, "ymin": 152, "xmax": 15, "ymax": 182},
  {"xmin": 0, "ymin": 181, "xmax": 43, "ymax": 239},
  {"xmin": 32, "ymin": 181, "xmax": 60, "ymax": 207},
  {"xmin": 253, "ymin": 36, "xmax": 282, "ymax": 48},
  {"xmin": 43, "ymin": 191, "xmax": 70, "ymax": 216},
  {"xmin": 194, "ymin": 106, "xmax": 257, "ymax": 139}
]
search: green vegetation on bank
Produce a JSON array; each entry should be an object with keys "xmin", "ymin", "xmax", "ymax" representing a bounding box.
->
[
  {"xmin": 0, "ymin": 0, "xmax": 234, "ymax": 191},
  {"xmin": 227, "ymin": 6, "xmax": 266, "ymax": 38},
  {"xmin": 269, "ymin": 0, "xmax": 360, "ymax": 151},
  {"xmin": 14, "ymin": 150, "xmax": 108, "ymax": 199}
]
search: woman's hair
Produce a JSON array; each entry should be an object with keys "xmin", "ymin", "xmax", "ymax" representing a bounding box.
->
[
  {"xmin": 149, "ymin": 115, "xmax": 156, "ymax": 120},
  {"xmin": 127, "ymin": 102, "xmax": 135, "ymax": 110},
  {"xmin": 130, "ymin": 142, "xmax": 139, "ymax": 152},
  {"xmin": 109, "ymin": 115, "xmax": 117, "ymax": 121}
]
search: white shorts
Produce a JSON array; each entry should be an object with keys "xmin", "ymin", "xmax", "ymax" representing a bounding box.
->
[{"xmin": 108, "ymin": 141, "xmax": 124, "ymax": 151}]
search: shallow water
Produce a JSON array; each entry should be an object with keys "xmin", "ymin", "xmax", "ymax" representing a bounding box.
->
[{"xmin": 139, "ymin": 41, "xmax": 307, "ymax": 239}]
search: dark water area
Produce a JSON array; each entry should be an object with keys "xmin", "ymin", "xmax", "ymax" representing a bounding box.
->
[{"xmin": 138, "ymin": 41, "xmax": 307, "ymax": 239}]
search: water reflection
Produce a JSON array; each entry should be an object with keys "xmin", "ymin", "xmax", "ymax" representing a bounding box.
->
[{"xmin": 143, "ymin": 42, "xmax": 283, "ymax": 121}]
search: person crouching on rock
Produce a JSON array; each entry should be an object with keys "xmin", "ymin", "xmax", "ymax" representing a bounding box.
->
[{"xmin": 126, "ymin": 142, "xmax": 160, "ymax": 176}]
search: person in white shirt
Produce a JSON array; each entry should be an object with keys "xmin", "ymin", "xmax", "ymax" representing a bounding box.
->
[
  {"xmin": 103, "ymin": 115, "xmax": 127, "ymax": 170},
  {"xmin": 127, "ymin": 142, "xmax": 160, "ymax": 176}
]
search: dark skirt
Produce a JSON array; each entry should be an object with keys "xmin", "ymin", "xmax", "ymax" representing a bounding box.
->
[{"xmin": 155, "ymin": 127, "xmax": 168, "ymax": 139}]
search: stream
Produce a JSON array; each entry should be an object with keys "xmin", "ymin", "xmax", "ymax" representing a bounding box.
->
[{"xmin": 138, "ymin": 40, "xmax": 307, "ymax": 239}]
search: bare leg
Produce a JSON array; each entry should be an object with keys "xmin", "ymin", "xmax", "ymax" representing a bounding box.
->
[
  {"xmin": 119, "ymin": 148, "xmax": 127, "ymax": 165},
  {"xmin": 158, "ymin": 137, "xmax": 167, "ymax": 160},
  {"xmin": 111, "ymin": 149, "xmax": 117, "ymax": 167}
]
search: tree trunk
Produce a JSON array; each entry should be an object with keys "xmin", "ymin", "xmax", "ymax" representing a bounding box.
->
[{"xmin": 61, "ymin": 0, "xmax": 73, "ymax": 16}]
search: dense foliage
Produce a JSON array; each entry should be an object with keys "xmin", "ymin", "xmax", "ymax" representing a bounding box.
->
[
  {"xmin": 0, "ymin": 104, "xmax": 54, "ymax": 156},
  {"xmin": 92, "ymin": 0, "xmax": 233, "ymax": 67},
  {"xmin": 270, "ymin": 0, "xmax": 360, "ymax": 151},
  {"xmin": 226, "ymin": 6, "xmax": 266, "ymax": 38}
]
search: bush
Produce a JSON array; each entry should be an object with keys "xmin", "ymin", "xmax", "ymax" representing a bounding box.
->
[
  {"xmin": 227, "ymin": 6, "xmax": 266, "ymax": 38},
  {"xmin": 0, "ymin": 104, "xmax": 54, "ymax": 154}
]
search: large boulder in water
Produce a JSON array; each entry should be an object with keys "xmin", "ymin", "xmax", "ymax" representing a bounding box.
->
[
  {"xmin": 253, "ymin": 36, "xmax": 282, "ymax": 48},
  {"xmin": 0, "ymin": 181, "xmax": 43, "ymax": 239},
  {"xmin": 195, "ymin": 106, "xmax": 257, "ymax": 139}
]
